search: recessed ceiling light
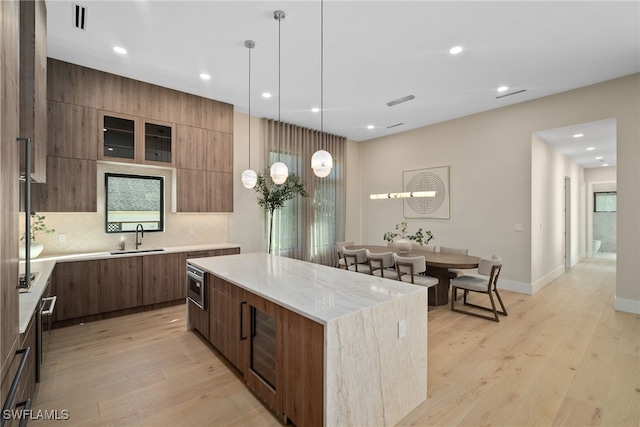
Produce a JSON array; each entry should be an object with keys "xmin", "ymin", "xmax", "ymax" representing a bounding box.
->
[
  {"xmin": 602, "ymin": 164, "xmax": 609, "ymax": 167},
  {"xmin": 573, "ymin": 133, "xmax": 584, "ymax": 138},
  {"xmin": 311, "ymin": 107, "xmax": 319, "ymax": 113},
  {"xmin": 200, "ymin": 73, "xmax": 211, "ymax": 80},
  {"xmin": 497, "ymin": 86, "xmax": 508, "ymax": 92},
  {"xmin": 449, "ymin": 46, "xmax": 463, "ymax": 55},
  {"xmin": 262, "ymin": 92, "xmax": 272, "ymax": 98},
  {"xmin": 113, "ymin": 46, "xmax": 127, "ymax": 54},
  {"xmin": 367, "ymin": 125, "xmax": 374, "ymax": 130},
  {"xmin": 586, "ymin": 147, "xmax": 595, "ymax": 151},
  {"xmin": 595, "ymin": 156, "xmax": 603, "ymax": 160}
]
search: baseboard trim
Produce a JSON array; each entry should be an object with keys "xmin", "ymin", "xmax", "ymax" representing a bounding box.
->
[
  {"xmin": 530, "ymin": 265, "xmax": 565, "ymax": 294},
  {"xmin": 614, "ymin": 297, "xmax": 640, "ymax": 314},
  {"xmin": 498, "ymin": 279, "xmax": 534, "ymax": 295}
]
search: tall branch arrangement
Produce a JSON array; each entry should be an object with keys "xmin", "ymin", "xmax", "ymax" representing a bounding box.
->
[{"xmin": 254, "ymin": 168, "xmax": 309, "ymax": 253}]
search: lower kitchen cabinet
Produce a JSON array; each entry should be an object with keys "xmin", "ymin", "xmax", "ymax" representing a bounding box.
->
[
  {"xmin": 187, "ymin": 299, "xmax": 209, "ymax": 340},
  {"xmin": 209, "ymin": 275, "xmax": 244, "ymax": 371},
  {"xmin": 19, "ymin": 312, "xmax": 37, "ymax": 404},
  {"xmin": 100, "ymin": 257, "xmax": 142, "ymax": 313},
  {"xmin": 142, "ymin": 253, "xmax": 181, "ymax": 305},
  {"xmin": 53, "ymin": 260, "xmax": 100, "ymax": 321},
  {"xmin": 205, "ymin": 276, "xmax": 323, "ymax": 427}
]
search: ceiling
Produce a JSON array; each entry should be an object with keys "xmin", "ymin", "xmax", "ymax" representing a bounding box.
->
[{"xmin": 46, "ymin": 1, "xmax": 639, "ymax": 167}]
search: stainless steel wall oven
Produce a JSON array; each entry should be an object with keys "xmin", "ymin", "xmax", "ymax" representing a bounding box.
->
[{"xmin": 186, "ymin": 264, "xmax": 205, "ymax": 309}]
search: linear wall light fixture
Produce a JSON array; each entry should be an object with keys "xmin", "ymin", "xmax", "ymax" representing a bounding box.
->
[
  {"xmin": 370, "ymin": 191, "xmax": 437, "ymax": 200},
  {"xmin": 387, "ymin": 95, "xmax": 415, "ymax": 107}
]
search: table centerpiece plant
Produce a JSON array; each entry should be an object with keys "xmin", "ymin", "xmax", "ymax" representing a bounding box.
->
[
  {"xmin": 383, "ymin": 221, "xmax": 434, "ymax": 253},
  {"xmin": 19, "ymin": 212, "xmax": 55, "ymax": 259}
]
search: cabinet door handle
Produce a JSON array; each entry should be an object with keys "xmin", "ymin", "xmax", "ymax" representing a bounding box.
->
[
  {"xmin": 42, "ymin": 295, "xmax": 57, "ymax": 316},
  {"xmin": 1, "ymin": 347, "xmax": 31, "ymax": 427},
  {"xmin": 240, "ymin": 301, "xmax": 247, "ymax": 340},
  {"xmin": 16, "ymin": 398, "xmax": 32, "ymax": 427}
]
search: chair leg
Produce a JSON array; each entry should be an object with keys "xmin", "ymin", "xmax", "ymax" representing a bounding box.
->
[
  {"xmin": 493, "ymin": 288, "xmax": 508, "ymax": 316},
  {"xmin": 451, "ymin": 288, "xmax": 506, "ymax": 322},
  {"xmin": 428, "ymin": 285, "xmax": 437, "ymax": 311}
]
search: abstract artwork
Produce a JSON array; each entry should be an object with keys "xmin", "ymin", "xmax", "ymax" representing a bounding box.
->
[{"xmin": 403, "ymin": 166, "xmax": 450, "ymax": 219}]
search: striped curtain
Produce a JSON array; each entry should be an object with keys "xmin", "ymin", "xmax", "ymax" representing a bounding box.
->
[{"xmin": 263, "ymin": 119, "xmax": 346, "ymax": 266}]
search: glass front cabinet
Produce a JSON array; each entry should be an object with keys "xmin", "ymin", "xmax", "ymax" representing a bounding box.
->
[{"xmin": 99, "ymin": 111, "xmax": 175, "ymax": 166}]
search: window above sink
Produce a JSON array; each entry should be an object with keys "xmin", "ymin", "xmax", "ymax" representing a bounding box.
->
[{"xmin": 105, "ymin": 173, "xmax": 164, "ymax": 234}]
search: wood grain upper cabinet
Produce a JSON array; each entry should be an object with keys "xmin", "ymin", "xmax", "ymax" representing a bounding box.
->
[
  {"xmin": 19, "ymin": 0, "xmax": 47, "ymax": 183},
  {"xmin": 176, "ymin": 125, "xmax": 207, "ymax": 170},
  {"xmin": 100, "ymin": 257, "xmax": 142, "ymax": 313},
  {"xmin": 98, "ymin": 110, "xmax": 175, "ymax": 167},
  {"xmin": 32, "ymin": 156, "xmax": 97, "ymax": 212},
  {"xmin": 142, "ymin": 253, "xmax": 181, "ymax": 305},
  {"xmin": 52, "ymin": 260, "xmax": 100, "ymax": 322},
  {"xmin": 47, "ymin": 100, "xmax": 97, "ymax": 160}
]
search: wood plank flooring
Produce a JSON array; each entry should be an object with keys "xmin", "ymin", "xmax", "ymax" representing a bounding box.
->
[{"xmin": 32, "ymin": 257, "xmax": 639, "ymax": 426}]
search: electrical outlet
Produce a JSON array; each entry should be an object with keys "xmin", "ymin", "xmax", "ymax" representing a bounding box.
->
[
  {"xmin": 188, "ymin": 228, "xmax": 194, "ymax": 236},
  {"xmin": 398, "ymin": 320, "xmax": 406, "ymax": 339},
  {"xmin": 58, "ymin": 233, "xmax": 66, "ymax": 242}
]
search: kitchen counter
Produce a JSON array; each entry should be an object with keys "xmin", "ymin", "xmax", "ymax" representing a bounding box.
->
[
  {"xmin": 18, "ymin": 259, "xmax": 55, "ymax": 333},
  {"xmin": 18, "ymin": 242, "xmax": 239, "ymax": 332},
  {"xmin": 36, "ymin": 242, "xmax": 241, "ymax": 263},
  {"xmin": 189, "ymin": 252, "xmax": 428, "ymax": 426}
]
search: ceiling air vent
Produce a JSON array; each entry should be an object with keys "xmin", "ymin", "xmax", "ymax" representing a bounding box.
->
[
  {"xmin": 73, "ymin": 4, "xmax": 87, "ymax": 30},
  {"xmin": 496, "ymin": 89, "xmax": 526, "ymax": 99}
]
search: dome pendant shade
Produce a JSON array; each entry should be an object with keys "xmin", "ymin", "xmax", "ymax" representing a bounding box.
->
[
  {"xmin": 311, "ymin": 149, "xmax": 333, "ymax": 177},
  {"xmin": 241, "ymin": 169, "xmax": 257, "ymax": 189},
  {"xmin": 270, "ymin": 161, "xmax": 289, "ymax": 185}
]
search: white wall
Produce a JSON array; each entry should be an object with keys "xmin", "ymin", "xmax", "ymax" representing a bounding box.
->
[
  {"xmin": 346, "ymin": 74, "xmax": 639, "ymax": 313},
  {"xmin": 531, "ymin": 134, "xmax": 584, "ymax": 292}
]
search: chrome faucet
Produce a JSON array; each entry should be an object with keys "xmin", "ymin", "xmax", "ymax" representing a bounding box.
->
[{"xmin": 135, "ymin": 224, "xmax": 144, "ymax": 249}]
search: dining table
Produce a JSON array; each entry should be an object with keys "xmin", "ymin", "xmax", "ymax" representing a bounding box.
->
[{"xmin": 346, "ymin": 245, "xmax": 480, "ymax": 306}]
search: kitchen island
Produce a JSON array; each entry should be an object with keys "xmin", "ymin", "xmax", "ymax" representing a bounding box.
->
[{"xmin": 188, "ymin": 252, "xmax": 428, "ymax": 427}]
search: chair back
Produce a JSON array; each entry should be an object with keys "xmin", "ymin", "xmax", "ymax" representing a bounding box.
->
[
  {"xmin": 478, "ymin": 255, "xmax": 502, "ymax": 286},
  {"xmin": 336, "ymin": 241, "xmax": 354, "ymax": 256},
  {"xmin": 412, "ymin": 243, "xmax": 435, "ymax": 252},
  {"xmin": 343, "ymin": 248, "xmax": 367, "ymax": 265},
  {"xmin": 393, "ymin": 254, "xmax": 427, "ymax": 279},
  {"xmin": 366, "ymin": 250, "xmax": 394, "ymax": 268},
  {"xmin": 439, "ymin": 246, "xmax": 469, "ymax": 255}
]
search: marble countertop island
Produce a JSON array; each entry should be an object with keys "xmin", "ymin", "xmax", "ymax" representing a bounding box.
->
[{"xmin": 189, "ymin": 252, "xmax": 428, "ymax": 426}]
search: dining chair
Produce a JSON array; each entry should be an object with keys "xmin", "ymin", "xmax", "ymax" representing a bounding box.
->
[
  {"xmin": 412, "ymin": 243, "xmax": 436, "ymax": 252},
  {"xmin": 343, "ymin": 248, "xmax": 371, "ymax": 274},
  {"xmin": 450, "ymin": 255, "xmax": 507, "ymax": 322},
  {"xmin": 366, "ymin": 250, "xmax": 395, "ymax": 279},
  {"xmin": 335, "ymin": 240, "xmax": 354, "ymax": 269},
  {"xmin": 438, "ymin": 246, "xmax": 472, "ymax": 278},
  {"xmin": 393, "ymin": 254, "xmax": 439, "ymax": 311}
]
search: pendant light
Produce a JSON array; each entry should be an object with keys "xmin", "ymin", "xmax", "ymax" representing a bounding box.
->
[
  {"xmin": 241, "ymin": 40, "xmax": 257, "ymax": 189},
  {"xmin": 270, "ymin": 10, "xmax": 288, "ymax": 185},
  {"xmin": 311, "ymin": 0, "xmax": 333, "ymax": 178}
]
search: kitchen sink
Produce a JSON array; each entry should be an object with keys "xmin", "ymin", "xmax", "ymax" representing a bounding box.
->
[{"xmin": 110, "ymin": 248, "xmax": 165, "ymax": 255}]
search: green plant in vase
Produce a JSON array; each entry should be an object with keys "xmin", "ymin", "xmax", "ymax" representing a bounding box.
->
[
  {"xmin": 383, "ymin": 221, "xmax": 433, "ymax": 252},
  {"xmin": 253, "ymin": 168, "xmax": 309, "ymax": 254},
  {"xmin": 19, "ymin": 212, "xmax": 55, "ymax": 259}
]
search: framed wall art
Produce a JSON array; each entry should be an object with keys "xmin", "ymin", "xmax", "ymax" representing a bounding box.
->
[{"xmin": 403, "ymin": 166, "xmax": 450, "ymax": 219}]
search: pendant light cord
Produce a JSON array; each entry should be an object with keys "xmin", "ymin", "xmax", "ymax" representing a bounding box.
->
[
  {"xmin": 278, "ymin": 14, "xmax": 282, "ymax": 163},
  {"xmin": 248, "ymin": 42, "xmax": 252, "ymax": 168},
  {"xmin": 320, "ymin": 0, "xmax": 324, "ymax": 148}
]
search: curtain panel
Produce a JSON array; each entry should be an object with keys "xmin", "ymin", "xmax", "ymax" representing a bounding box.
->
[{"xmin": 262, "ymin": 119, "xmax": 346, "ymax": 266}]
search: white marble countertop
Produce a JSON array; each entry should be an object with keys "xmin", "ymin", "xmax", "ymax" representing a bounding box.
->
[
  {"xmin": 35, "ymin": 242, "xmax": 241, "ymax": 263},
  {"xmin": 18, "ymin": 259, "xmax": 56, "ymax": 333},
  {"xmin": 188, "ymin": 252, "xmax": 425, "ymax": 325},
  {"xmin": 18, "ymin": 242, "xmax": 240, "ymax": 333}
]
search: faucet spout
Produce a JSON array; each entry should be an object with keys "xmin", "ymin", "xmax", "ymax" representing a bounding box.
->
[{"xmin": 135, "ymin": 224, "xmax": 144, "ymax": 249}]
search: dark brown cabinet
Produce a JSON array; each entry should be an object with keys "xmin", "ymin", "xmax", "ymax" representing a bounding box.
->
[
  {"xmin": 19, "ymin": 0, "xmax": 47, "ymax": 183},
  {"xmin": 52, "ymin": 260, "xmax": 100, "ymax": 322},
  {"xmin": 100, "ymin": 257, "xmax": 142, "ymax": 313},
  {"xmin": 202, "ymin": 275, "xmax": 324, "ymax": 427},
  {"xmin": 32, "ymin": 156, "xmax": 97, "ymax": 212},
  {"xmin": 142, "ymin": 253, "xmax": 181, "ymax": 305},
  {"xmin": 209, "ymin": 275, "xmax": 245, "ymax": 371}
]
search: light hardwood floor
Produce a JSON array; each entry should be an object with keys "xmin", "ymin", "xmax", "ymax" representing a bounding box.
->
[{"xmin": 33, "ymin": 257, "xmax": 639, "ymax": 426}]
